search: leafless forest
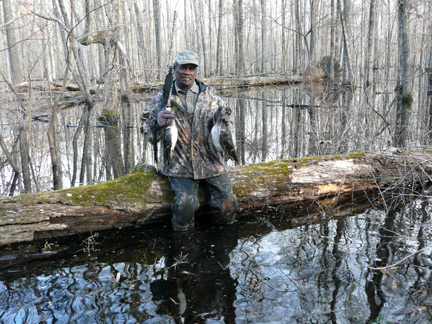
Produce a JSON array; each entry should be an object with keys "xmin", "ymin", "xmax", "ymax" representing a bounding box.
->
[{"xmin": 1, "ymin": 0, "xmax": 432, "ymax": 195}]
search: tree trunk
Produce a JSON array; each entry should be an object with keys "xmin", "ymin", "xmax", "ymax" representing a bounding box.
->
[
  {"xmin": 294, "ymin": 0, "xmax": 303, "ymax": 73},
  {"xmin": 309, "ymin": 0, "xmax": 316, "ymax": 62},
  {"xmin": 364, "ymin": 0, "xmax": 375, "ymax": 89},
  {"xmin": 2, "ymin": 0, "xmax": 22, "ymax": 85},
  {"xmin": 261, "ymin": 93, "xmax": 268, "ymax": 161},
  {"xmin": 80, "ymin": 109, "xmax": 93, "ymax": 185},
  {"xmin": 253, "ymin": 0, "xmax": 260, "ymax": 73},
  {"xmin": 216, "ymin": 0, "xmax": 224, "ymax": 75},
  {"xmin": 192, "ymin": 0, "xmax": 203, "ymax": 68},
  {"xmin": 260, "ymin": 0, "xmax": 267, "ymax": 73},
  {"xmin": 152, "ymin": 0, "xmax": 162, "ymax": 79},
  {"xmin": 427, "ymin": 47, "xmax": 432, "ymax": 143},
  {"xmin": 207, "ymin": 0, "xmax": 213, "ymax": 75},
  {"xmin": 18, "ymin": 125, "xmax": 32, "ymax": 193},
  {"xmin": 198, "ymin": 0, "xmax": 208, "ymax": 76},
  {"xmin": 234, "ymin": 0, "xmax": 245, "ymax": 75},
  {"xmin": 120, "ymin": 52, "xmax": 134, "ymax": 174},
  {"xmin": 393, "ymin": 0, "xmax": 411, "ymax": 148},
  {"xmin": 235, "ymin": 97, "xmax": 246, "ymax": 164},
  {"xmin": 282, "ymin": 0, "xmax": 287, "ymax": 71},
  {"xmin": 329, "ymin": 0, "xmax": 335, "ymax": 82},
  {"xmin": 1, "ymin": 152, "xmax": 431, "ymax": 246},
  {"xmin": 338, "ymin": 0, "xmax": 352, "ymax": 84},
  {"xmin": 281, "ymin": 91, "xmax": 287, "ymax": 158},
  {"xmin": 133, "ymin": 2, "xmax": 148, "ymax": 81},
  {"xmin": 100, "ymin": 32, "xmax": 125, "ymax": 179}
]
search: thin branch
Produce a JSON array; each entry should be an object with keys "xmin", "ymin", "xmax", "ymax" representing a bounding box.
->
[{"xmin": 365, "ymin": 244, "xmax": 432, "ymax": 271}]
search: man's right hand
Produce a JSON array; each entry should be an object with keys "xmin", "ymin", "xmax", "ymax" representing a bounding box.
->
[{"xmin": 157, "ymin": 109, "xmax": 174, "ymax": 127}]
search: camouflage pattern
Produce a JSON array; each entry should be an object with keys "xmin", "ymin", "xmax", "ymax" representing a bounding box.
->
[
  {"xmin": 141, "ymin": 79, "xmax": 229, "ymax": 179},
  {"xmin": 169, "ymin": 174, "xmax": 238, "ymax": 231},
  {"xmin": 174, "ymin": 50, "xmax": 199, "ymax": 66}
]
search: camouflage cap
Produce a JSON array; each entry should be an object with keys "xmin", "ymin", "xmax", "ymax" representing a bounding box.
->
[{"xmin": 175, "ymin": 50, "xmax": 199, "ymax": 66}]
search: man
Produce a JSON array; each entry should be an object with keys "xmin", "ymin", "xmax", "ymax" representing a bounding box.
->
[{"xmin": 141, "ymin": 50, "xmax": 238, "ymax": 231}]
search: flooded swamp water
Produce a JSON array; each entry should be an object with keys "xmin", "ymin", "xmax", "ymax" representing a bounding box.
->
[
  {"xmin": 1, "ymin": 79, "xmax": 432, "ymax": 323},
  {"xmin": 1, "ymin": 197, "xmax": 432, "ymax": 324}
]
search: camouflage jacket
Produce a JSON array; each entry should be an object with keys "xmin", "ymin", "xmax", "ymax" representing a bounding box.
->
[{"xmin": 141, "ymin": 79, "xmax": 229, "ymax": 179}]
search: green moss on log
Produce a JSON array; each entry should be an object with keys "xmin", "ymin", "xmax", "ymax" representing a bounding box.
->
[
  {"xmin": 0, "ymin": 153, "xmax": 366, "ymax": 211},
  {"xmin": 0, "ymin": 166, "xmax": 174, "ymax": 211}
]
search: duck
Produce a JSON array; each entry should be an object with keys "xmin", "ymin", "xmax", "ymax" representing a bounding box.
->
[
  {"xmin": 209, "ymin": 107, "xmax": 238, "ymax": 162},
  {"xmin": 163, "ymin": 107, "xmax": 178, "ymax": 164}
]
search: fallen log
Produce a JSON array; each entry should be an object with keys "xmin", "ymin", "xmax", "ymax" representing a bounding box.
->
[{"xmin": 1, "ymin": 151, "xmax": 431, "ymax": 246}]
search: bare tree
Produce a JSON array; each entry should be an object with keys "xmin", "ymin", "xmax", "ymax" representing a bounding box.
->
[
  {"xmin": 234, "ymin": 0, "xmax": 245, "ymax": 75},
  {"xmin": 393, "ymin": 0, "xmax": 411, "ymax": 148},
  {"xmin": 260, "ymin": 0, "xmax": 267, "ymax": 73},
  {"xmin": 309, "ymin": 0, "xmax": 317, "ymax": 62},
  {"xmin": 153, "ymin": 0, "xmax": 162, "ymax": 80},
  {"xmin": 215, "ymin": 0, "xmax": 224, "ymax": 75},
  {"xmin": 337, "ymin": 0, "xmax": 352, "ymax": 84},
  {"xmin": 364, "ymin": 0, "xmax": 376, "ymax": 89},
  {"xmin": 427, "ymin": 47, "xmax": 432, "ymax": 142},
  {"xmin": 2, "ymin": 0, "xmax": 23, "ymax": 85},
  {"xmin": 329, "ymin": 0, "xmax": 336, "ymax": 82}
]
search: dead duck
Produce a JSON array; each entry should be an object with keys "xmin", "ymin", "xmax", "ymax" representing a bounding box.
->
[
  {"xmin": 209, "ymin": 106, "xmax": 238, "ymax": 162},
  {"xmin": 163, "ymin": 107, "xmax": 178, "ymax": 164}
]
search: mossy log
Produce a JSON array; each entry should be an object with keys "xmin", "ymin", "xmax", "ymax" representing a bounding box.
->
[{"xmin": 1, "ymin": 152, "xmax": 431, "ymax": 246}]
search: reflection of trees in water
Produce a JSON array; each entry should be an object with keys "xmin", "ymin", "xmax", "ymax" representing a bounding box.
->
[
  {"xmin": 232, "ymin": 201, "xmax": 432, "ymax": 323},
  {"xmin": 1, "ymin": 80, "xmax": 427, "ymax": 193},
  {"xmin": 1, "ymin": 202, "xmax": 432, "ymax": 322},
  {"xmin": 0, "ymin": 225, "xmax": 239, "ymax": 323}
]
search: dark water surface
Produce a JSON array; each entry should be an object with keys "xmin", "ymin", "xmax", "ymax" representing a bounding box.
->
[{"xmin": 1, "ymin": 199, "xmax": 432, "ymax": 323}]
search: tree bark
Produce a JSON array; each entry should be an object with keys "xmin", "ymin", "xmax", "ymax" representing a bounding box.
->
[
  {"xmin": 364, "ymin": 0, "xmax": 375, "ymax": 89},
  {"xmin": 329, "ymin": 0, "xmax": 336, "ymax": 82},
  {"xmin": 234, "ymin": 0, "xmax": 245, "ymax": 75},
  {"xmin": 152, "ymin": 0, "xmax": 162, "ymax": 80},
  {"xmin": 260, "ymin": 0, "xmax": 267, "ymax": 73},
  {"xmin": 216, "ymin": 0, "xmax": 224, "ymax": 75},
  {"xmin": 192, "ymin": 0, "xmax": 203, "ymax": 69},
  {"xmin": 338, "ymin": 0, "xmax": 352, "ymax": 84},
  {"xmin": 309, "ymin": 0, "xmax": 316, "ymax": 62},
  {"xmin": 100, "ymin": 32, "xmax": 125, "ymax": 179},
  {"xmin": 261, "ymin": 92, "xmax": 268, "ymax": 161},
  {"xmin": 427, "ymin": 47, "xmax": 432, "ymax": 143},
  {"xmin": 198, "ymin": 0, "xmax": 208, "ymax": 76},
  {"xmin": 393, "ymin": 0, "xmax": 411, "ymax": 148},
  {"xmin": 2, "ymin": 0, "xmax": 22, "ymax": 85},
  {"xmin": 1, "ymin": 152, "xmax": 431, "ymax": 246},
  {"xmin": 18, "ymin": 124, "xmax": 32, "ymax": 193}
]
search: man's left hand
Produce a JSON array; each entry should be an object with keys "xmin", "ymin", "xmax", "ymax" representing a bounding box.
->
[
  {"xmin": 221, "ymin": 114, "xmax": 231, "ymax": 123},
  {"xmin": 215, "ymin": 106, "xmax": 231, "ymax": 124}
]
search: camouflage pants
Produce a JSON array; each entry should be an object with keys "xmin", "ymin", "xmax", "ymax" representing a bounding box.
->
[{"xmin": 169, "ymin": 173, "xmax": 238, "ymax": 231}]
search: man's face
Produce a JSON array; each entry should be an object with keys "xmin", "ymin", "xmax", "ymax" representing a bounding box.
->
[{"xmin": 174, "ymin": 64, "xmax": 197, "ymax": 90}]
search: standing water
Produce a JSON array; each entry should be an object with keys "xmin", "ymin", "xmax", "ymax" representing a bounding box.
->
[
  {"xmin": 1, "ymin": 197, "xmax": 431, "ymax": 323},
  {"xmin": 0, "ymin": 81, "xmax": 431, "ymax": 323}
]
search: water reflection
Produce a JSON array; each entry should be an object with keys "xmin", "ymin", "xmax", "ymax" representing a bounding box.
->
[
  {"xmin": 1, "ymin": 82, "xmax": 419, "ymax": 193},
  {"xmin": 150, "ymin": 225, "xmax": 238, "ymax": 323},
  {"xmin": 2, "ymin": 199, "xmax": 431, "ymax": 323}
]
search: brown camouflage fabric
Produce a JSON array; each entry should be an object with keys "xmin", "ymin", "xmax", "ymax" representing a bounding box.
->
[{"xmin": 141, "ymin": 79, "xmax": 229, "ymax": 179}]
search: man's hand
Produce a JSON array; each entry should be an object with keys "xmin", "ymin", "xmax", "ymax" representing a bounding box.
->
[
  {"xmin": 215, "ymin": 106, "xmax": 231, "ymax": 124},
  {"xmin": 157, "ymin": 109, "xmax": 174, "ymax": 127},
  {"xmin": 221, "ymin": 113, "xmax": 231, "ymax": 123}
]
